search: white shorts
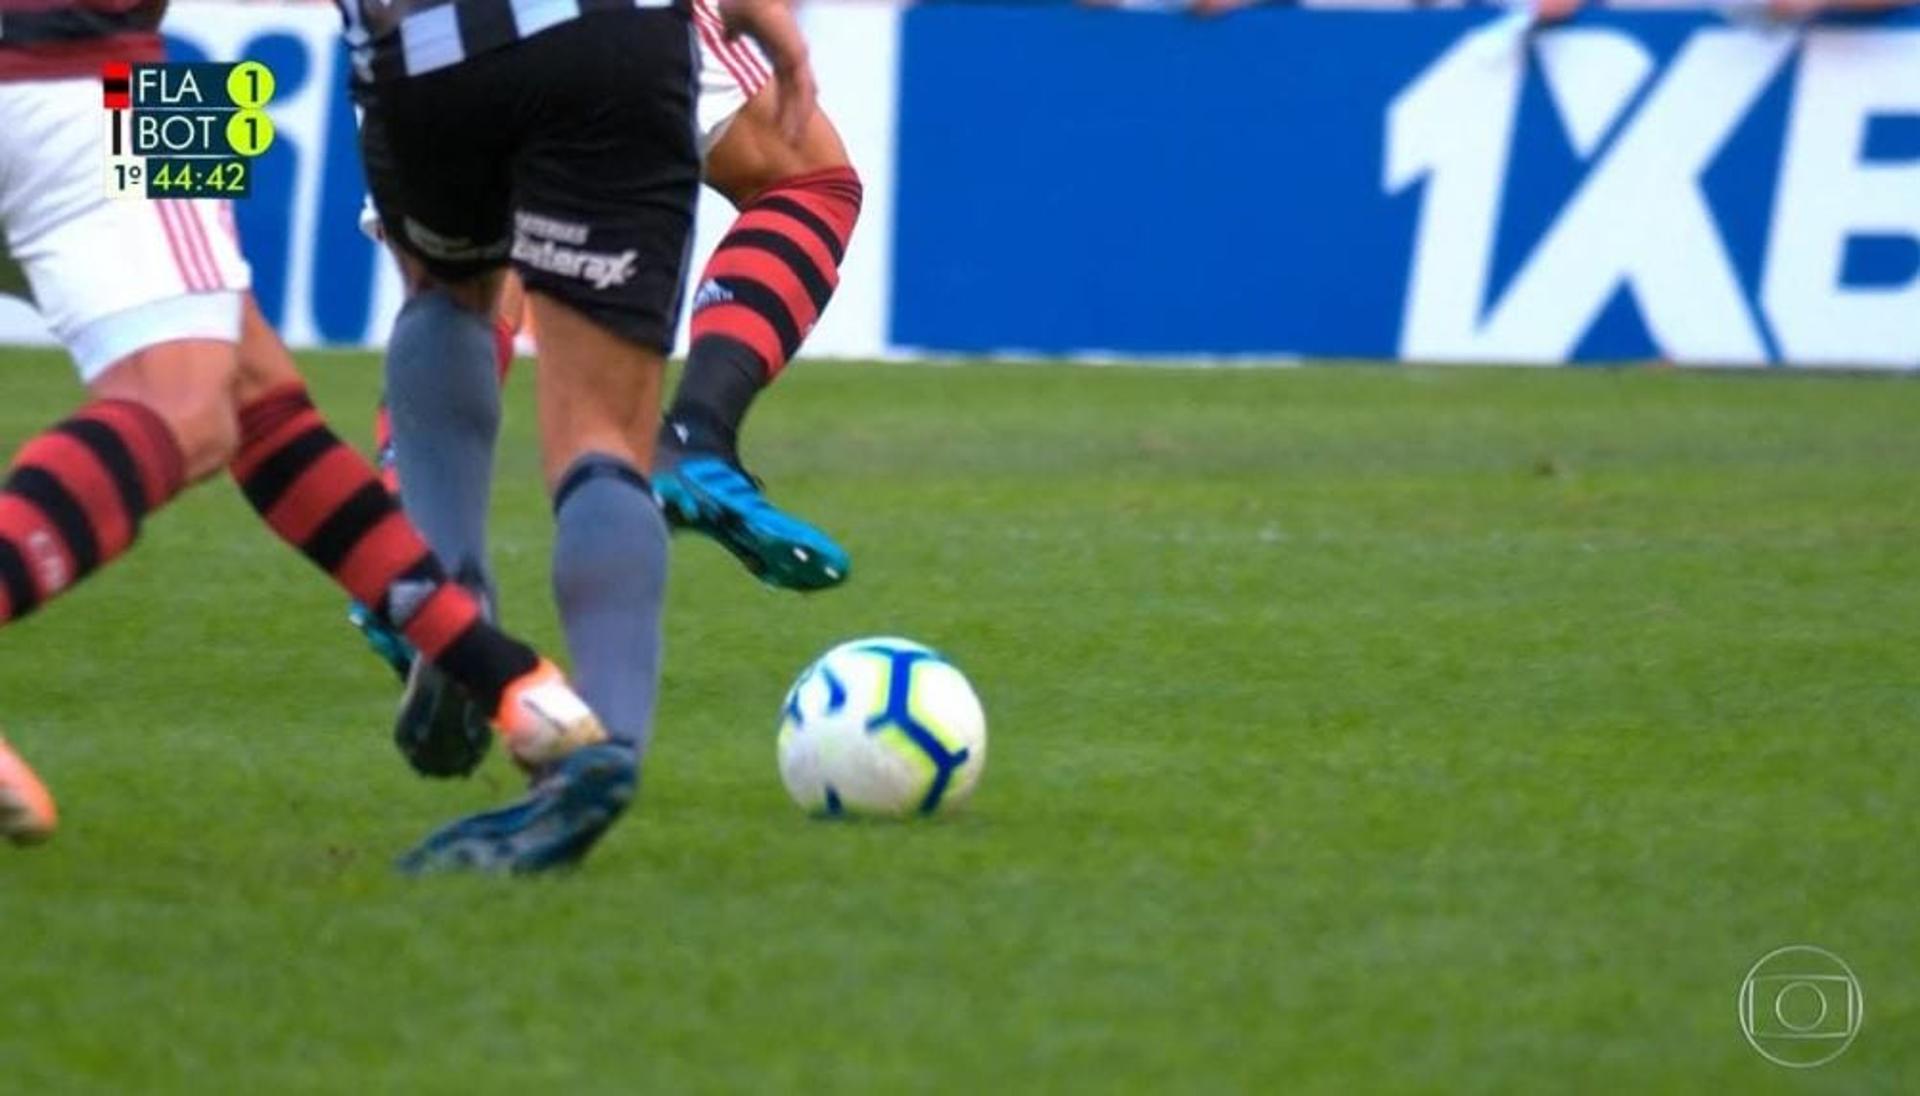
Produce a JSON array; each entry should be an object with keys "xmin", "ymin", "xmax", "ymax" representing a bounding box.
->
[
  {"xmin": 688, "ymin": 0, "xmax": 772, "ymax": 156},
  {"xmin": 357, "ymin": 0, "xmax": 772, "ymax": 240},
  {"xmin": 0, "ymin": 79, "xmax": 250, "ymax": 382}
]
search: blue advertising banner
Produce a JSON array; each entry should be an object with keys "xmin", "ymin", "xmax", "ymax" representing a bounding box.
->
[
  {"xmin": 0, "ymin": 2, "xmax": 1910, "ymax": 368},
  {"xmin": 893, "ymin": 6, "xmax": 1920, "ymax": 366},
  {"xmin": 165, "ymin": 26, "xmax": 382, "ymax": 346}
]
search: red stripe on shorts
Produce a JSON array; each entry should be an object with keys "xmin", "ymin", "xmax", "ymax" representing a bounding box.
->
[{"xmin": 692, "ymin": 1, "xmax": 769, "ymax": 97}]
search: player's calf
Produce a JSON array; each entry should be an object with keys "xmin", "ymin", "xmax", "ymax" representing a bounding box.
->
[
  {"xmin": 671, "ymin": 165, "xmax": 863, "ymax": 441},
  {"xmin": 655, "ymin": 165, "xmax": 862, "ymax": 591},
  {"xmin": 0, "ymin": 330, "xmax": 268, "ymax": 629},
  {"xmin": 657, "ymin": 66, "xmax": 864, "ymax": 589},
  {"xmin": 224, "ymin": 379, "xmax": 608, "ymax": 764},
  {"xmin": 351, "ymin": 297, "xmax": 518, "ymax": 691},
  {"xmin": 0, "ymin": 398, "xmax": 186, "ymax": 626}
]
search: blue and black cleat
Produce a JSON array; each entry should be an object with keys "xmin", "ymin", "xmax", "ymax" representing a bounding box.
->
[
  {"xmin": 653, "ymin": 455, "xmax": 850, "ymax": 592},
  {"xmin": 348, "ymin": 600, "xmax": 415, "ymax": 682},
  {"xmin": 392, "ymin": 657, "xmax": 494, "ymax": 779},
  {"xmin": 354, "ymin": 566, "xmax": 498, "ymax": 779},
  {"xmin": 396, "ymin": 742, "xmax": 638, "ymax": 876},
  {"xmin": 351, "ymin": 600, "xmax": 493, "ymax": 778}
]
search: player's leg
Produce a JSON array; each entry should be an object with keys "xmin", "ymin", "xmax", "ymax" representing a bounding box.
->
[
  {"xmin": 402, "ymin": 290, "xmax": 676, "ymax": 876},
  {"xmin": 397, "ymin": 8, "xmax": 699, "ymax": 874},
  {"xmin": 347, "ymin": 84, "xmax": 559, "ymax": 781},
  {"xmin": 390, "ymin": 290, "xmax": 675, "ymax": 870},
  {"xmin": 381, "ymin": 252, "xmax": 507, "ymax": 608},
  {"xmin": 515, "ymin": 5, "xmax": 703, "ymax": 760},
  {"xmin": 5, "ymin": 270, "xmax": 599, "ymax": 795},
  {"xmin": 682, "ymin": 38, "xmax": 862, "ymax": 457},
  {"xmin": 361, "ymin": 200, "xmax": 521, "ymax": 499},
  {"xmin": 533, "ymin": 292, "xmax": 672, "ymax": 751},
  {"xmin": 360, "ymin": 15, "xmax": 696, "ymax": 871},
  {"xmin": 0, "ymin": 82, "xmax": 257, "ymax": 843},
  {"xmin": 655, "ymin": 10, "xmax": 863, "ymax": 591},
  {"xmin": 371, "ymin": 309, "xmax": 516, "ymax": 494},
  {"xmin": 345, "ymin": 36, "xmax": 542, "ymax": 774},
  {"xmin": 222, "ymin": 291, "xmax": 601, "ymax": 762},
  {"xmin": 0, "ymin": 335, "xmax": 229, "ymax": 626},
  {"xmin": 10, "ymin": 335, "xmax": 236, "ymax": 616},
  {"xmin": 360, "ymin": 260, "xmax": 514, "ymax": 775},
  {"xmin": 352, "ymin": 241, "xmax": 520, "ymax": 682},
  {"xmin": 369, "ymin": 264, "xmax": 673, "ymax": 781},
  {"xmin": 0, "ymin": 268, "xmax": 229, "ymax": 846},
  {"xmin": 0, "ymin": 82, "xmax": 604, "ymax": 844},
  {"xmin": 0, "ymin": 78, "xmax": 238, "ymax": 840},
  {"xmin": 0, "ymin": 197, "xmax": 246, "ymax": 636}
]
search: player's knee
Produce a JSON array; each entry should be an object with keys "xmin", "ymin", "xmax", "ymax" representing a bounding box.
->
[
  {"xmin": 168, "ymin": 394, "xmax": 242, "ymax": 479},
  {"xmin": 798, "ymin": 113, "xmax": 856, "ymax": 177},
  {"xmin": 133, "ymin": 378, "xmax": 240, "ymax": 479},
  {"xmin": 397, "ymin": 254, "xmax": 501, "ymax": 316},
  {"xmin": 111, "ymin": 383, "xmax": 238, "ymax": 481},
  {"xmin": 709, "ymin": 106, "xmax": 855, "ymax": 206},
  {"xmin": 89, "ymin": 341, "xmax": 243, "ymax": 480}
]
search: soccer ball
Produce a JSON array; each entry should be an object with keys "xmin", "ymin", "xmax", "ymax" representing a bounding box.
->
[{"xmin": 778, "ymin": 637, "xmax": 987, "ymax": 817}]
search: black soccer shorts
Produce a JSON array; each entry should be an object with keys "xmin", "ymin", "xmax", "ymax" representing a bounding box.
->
[{"xmin": 356, "ymin": 8, "xmax": 699, "ymax": 352}]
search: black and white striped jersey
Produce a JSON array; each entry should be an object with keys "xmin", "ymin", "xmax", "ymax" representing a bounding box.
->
[{"xmin": 336, "ymin": 0, "xmax": 678, "ymax": 84}]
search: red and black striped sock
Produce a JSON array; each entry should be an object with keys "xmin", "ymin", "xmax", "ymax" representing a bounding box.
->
[
  {"xmin": 0, "ymin": 400, "xmax": 185, "ymax": 626},
  {"xmin": 666, "ymin": 166, "xmax": 864, "ymax": 456},
  {"xmin": 230, "ymin": 383, "xmax": 536, "ymax": 710}
]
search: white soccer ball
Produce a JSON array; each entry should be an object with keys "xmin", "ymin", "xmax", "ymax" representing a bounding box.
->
[{"xmin": 778, "ymin": 637, "xmax": 987, "ymax": 817}]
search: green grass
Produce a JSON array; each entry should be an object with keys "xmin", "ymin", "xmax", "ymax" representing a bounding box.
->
[{"xmin": 0, "ymin": 351, "xmax": 1916, "ymax": 1092}]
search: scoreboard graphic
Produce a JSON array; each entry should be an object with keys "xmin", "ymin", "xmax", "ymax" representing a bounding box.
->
[{"xmin": 103, "ymin": 60, "xmax": 277, "ymax": 200}]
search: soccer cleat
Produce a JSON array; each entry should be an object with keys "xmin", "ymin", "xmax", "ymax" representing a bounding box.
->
[
  {"xmin": 653, "ymin": 455, "xmax": 850, "ymax": 592},
  {"xmin": 349, "ymin": 600, "xmax": 416, "ymax": 682},
  {"xmin": 393, "ymin": 658, "xmax": 493, "ymax": 778},
  {"xmin": 395, "ymin": 742, "xmax": 637, "ymax": 875},
  {"xmin": 0, "ymin": 736, "xmax": 57, "ymax": 846},
  {"xmin": 493, "ymin": 659, "xmax": 610, "ymax": 770}
]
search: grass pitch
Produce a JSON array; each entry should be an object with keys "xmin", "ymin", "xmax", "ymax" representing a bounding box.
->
[{"xmin": 0, "ymin": 351, "xmax": 1915, "ymax": 1093}]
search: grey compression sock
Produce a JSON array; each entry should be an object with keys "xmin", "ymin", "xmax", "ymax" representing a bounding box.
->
[
  {"xmin": 385, "ymin": 288, "xmax": 501, "ymax": 594},
  {"xmin": 551, "ymin": 454, "xmax": 670, "ymax": 752}
]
